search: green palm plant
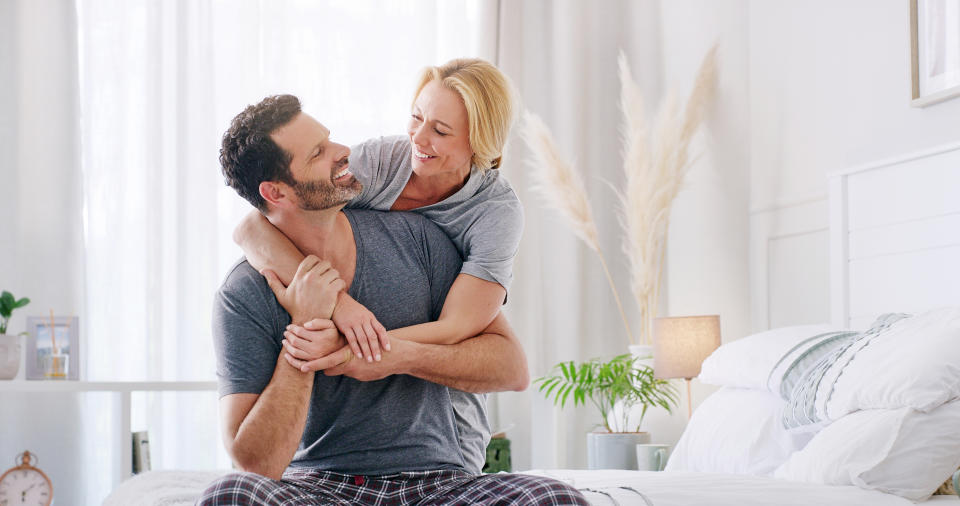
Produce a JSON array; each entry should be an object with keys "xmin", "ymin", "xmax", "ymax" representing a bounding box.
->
[
  {"xmin": 535, "ymin": 354, "xmax": 679, "ymax": 433},
  {"xmin": 0, "ymin": 291, "xmax": 31, "ymax": 335}
]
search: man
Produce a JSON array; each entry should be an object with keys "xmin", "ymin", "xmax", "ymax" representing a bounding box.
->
[{"xmin": 199, "ymin": 95, "xmax": 587, "ymax": 505}]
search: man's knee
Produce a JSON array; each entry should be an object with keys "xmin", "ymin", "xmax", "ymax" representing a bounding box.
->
[
  {"xmin": 196, "ymin": 471, "xmax": 277, "ymax": 506},
  {"xmin": 507, "ymin": 474, "xmax": 589, "ymax": 505},
  {"xmin": 470, "ymin": 473, "xmax": 590, "ymax": 505}
]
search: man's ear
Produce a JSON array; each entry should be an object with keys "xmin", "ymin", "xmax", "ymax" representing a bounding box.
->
[{"xmin": 259, "ymin": 181, "xmax": 288, "ymax": 207}]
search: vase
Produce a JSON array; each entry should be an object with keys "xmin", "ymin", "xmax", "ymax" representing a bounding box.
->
[
  {"xmin": 586, "ymin": 431, "xmax": 651, "ymax": 470},
  {"xmin": 0, "ymin": 334, "xmax": 21, "ymax": 380},
  {"xmin": 629, "ymin": 344, "xmax": 654, "ymax": 369}
]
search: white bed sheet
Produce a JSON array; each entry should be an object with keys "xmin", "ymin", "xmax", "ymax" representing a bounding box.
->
[
  {"xmin": 105, "ymin": 469, "xmax": 959, "ymax": 505},
  {"xmin": 524, "ymin": 469, "xmax": 959, "ymax": 506}
]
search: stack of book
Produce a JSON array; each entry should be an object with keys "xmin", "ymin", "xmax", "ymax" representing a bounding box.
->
[{"xmin": 132, "ymin": 431, "xmax": 151, "ymax": 474}]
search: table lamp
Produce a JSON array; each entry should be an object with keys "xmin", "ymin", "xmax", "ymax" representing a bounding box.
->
[{"xmin": 652, "ymin": 315, "xmax": 721, "ymax": 419}]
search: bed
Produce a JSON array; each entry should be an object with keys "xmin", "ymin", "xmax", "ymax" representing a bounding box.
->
[
  {"xmin": 106, "ymin": 468, "xmax": 958, "ymax": 506},
  {"xmin": 106, "ymin": 143, "xmax": 960, "ymax": 505}
]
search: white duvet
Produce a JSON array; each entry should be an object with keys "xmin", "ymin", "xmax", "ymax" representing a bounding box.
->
[{"xmin": 524, "ymin": 469, "xmax": 957, "ymax": 506}]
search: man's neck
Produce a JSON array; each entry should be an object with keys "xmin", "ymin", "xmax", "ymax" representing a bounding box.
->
[{"xmin": 268, "ymin": 207, "xmax": 356, "ymax": 286}]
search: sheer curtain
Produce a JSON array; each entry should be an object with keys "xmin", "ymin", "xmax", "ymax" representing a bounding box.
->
[
  {"xmin": 494, "ymin": 0, "xmax": 672, "ymax": 470},
  {"xmin": 76, "ymin": 0, "xmax": 495, "ymax": 501}
]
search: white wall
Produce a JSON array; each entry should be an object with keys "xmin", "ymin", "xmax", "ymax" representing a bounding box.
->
[
  {"xmin": 657, "ymin": 0, "xmax": 751, "ymax": 437},
  {"xmin": 748, "ymin": 0, "xmax": 960, "ymax": 332}
]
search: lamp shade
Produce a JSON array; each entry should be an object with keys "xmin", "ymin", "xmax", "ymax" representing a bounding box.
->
[{"xmin": 652, "ymin": 315, "xmax": 721, "ymax": 379}]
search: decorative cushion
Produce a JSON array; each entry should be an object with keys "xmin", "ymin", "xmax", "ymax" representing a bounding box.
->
[
  {"xmin": 665, "ymin": 387, "xmax": 812, "ymax": 475},
  {"xmin": 824, "ymin": 307, "xmax": 960, "ymax": 419},
  {"xmin": 698, "ymin": 324, "xmax": 836, "ymax": 392}
]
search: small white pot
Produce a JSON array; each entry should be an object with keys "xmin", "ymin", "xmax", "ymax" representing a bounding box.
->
[
  {"xmin": 628, "ymin": 344, "xmax": 654, "ymax": 369},
  {"xmin": 0, "ymin": 334, "xmax": 22, "ymax": 380},
  {"xmin": 586, "ymin": 431, "xmax": 651, "ymax": 470}
]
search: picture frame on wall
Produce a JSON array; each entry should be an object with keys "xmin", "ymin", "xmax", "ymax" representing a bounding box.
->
[
  {"xmin": 911, "ymin": 0, "xmax": 960, "ymax": 107},
  {"xmin": 25, "ymin": 316, "xmax": 80, "ymax": 380}
]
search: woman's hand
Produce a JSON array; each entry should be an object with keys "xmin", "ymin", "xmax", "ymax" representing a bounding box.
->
[
  {"xmin": 332, "ymin": 293, "xmax": 390, "ymax": 362},
  {"xmin": 281, "ymin": 318, "xmax": 352, "ymax": 372}
]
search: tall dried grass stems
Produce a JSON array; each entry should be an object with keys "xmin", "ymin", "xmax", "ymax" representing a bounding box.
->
[
  {"xmin": 522, "ymin": 112, "xmax": 637, "ymax": 345},
  {"xmin": 523, "ymin": 45, "xmax": 718, "ymax": 348},
  {"xmin": 622, "ymin": 45, "xmax": 718, "ymax": 345}
]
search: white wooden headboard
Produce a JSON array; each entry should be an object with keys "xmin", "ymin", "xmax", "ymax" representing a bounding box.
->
[{"xmin": 830, "ymin": 142, "xmax": 960, "ymax": 330}]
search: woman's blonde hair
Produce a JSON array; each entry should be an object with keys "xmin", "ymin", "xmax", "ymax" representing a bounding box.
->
[{"xmin": 412, "ymin": 58, "xmax": 517, "ymax": 171}]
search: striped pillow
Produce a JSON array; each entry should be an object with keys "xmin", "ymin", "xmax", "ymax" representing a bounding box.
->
[{"xmin": 934, "ymin": 468, "xmax": 958, "ymax": 495}]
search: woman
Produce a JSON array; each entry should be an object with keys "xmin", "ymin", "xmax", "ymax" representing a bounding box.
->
[{"xmin": 235, "ymin": 57, "xmax": 522, "ymax": 367}]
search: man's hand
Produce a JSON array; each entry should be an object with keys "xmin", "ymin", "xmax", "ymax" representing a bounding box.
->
[
  {"xmin": 262, "ymin": 255, "xmax": 344, "ymax": 325},
  {"xmin": 322, "ymin": 339, "xmax": 407, "ymax": 382},
  {"xmin": 332, "ymin": 292, "xmax": 390, "ymax": 362},
  {"xmin": 281, "ymin": 318, "xmax": 354, "ymax": 372}
]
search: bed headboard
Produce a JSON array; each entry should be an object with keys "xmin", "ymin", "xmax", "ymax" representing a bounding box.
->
[{"xmin": 830, "ymin": 141, "xmax": 960, "ymax": 330}]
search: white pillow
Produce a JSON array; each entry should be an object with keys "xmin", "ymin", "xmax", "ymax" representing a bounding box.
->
[
  {"xmin": 665, "ymin": 387, "xmax": 813, "ymax": 475},
  {"xmin": 774, "ymin": 399, "xmax": 960, "ymax": 501},
  {"xmin": 698, "ymin": 324, "xmax": 836, "ymax": 391},
  {"xmin": 824, "ymin": 307, "xmax": 960, "ymax": 419}
]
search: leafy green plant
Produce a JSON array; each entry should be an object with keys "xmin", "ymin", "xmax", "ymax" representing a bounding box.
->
[
  {"xmin": 0, "ymin": 291, "xmax": 31, "ymax": 335},
  {"xmin": 535, "ymin": 354, "xmax": 679, "ymax": 433}
]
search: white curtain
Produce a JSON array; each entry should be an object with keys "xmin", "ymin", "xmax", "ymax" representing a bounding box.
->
[
  {"xmin": 495, "ymin": 0, "xmax": 675, "ymax": 469},
  {"xmin": 76, "ymin": 0, "xmax": 495, "ymax": 501},
  {"xmin": 496, "ymin": 0, "xmax": 750, "ymax": 470},
  {"xmin": 78, "ymin": 0, "xmax": 497, "ymax": 381}
]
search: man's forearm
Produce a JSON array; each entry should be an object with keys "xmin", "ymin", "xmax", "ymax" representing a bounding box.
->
[{"xmin": 231, "ymin": 354, "xmax": 314, "ymax": 479}]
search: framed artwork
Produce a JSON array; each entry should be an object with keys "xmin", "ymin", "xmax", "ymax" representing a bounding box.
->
[
  {"xmin": 25, "ymin": 316, "xmax": 79, "ymax": 380},
  {"xmin": 911, "ymin": 0, "xmax": 960, "ymax": 106}
]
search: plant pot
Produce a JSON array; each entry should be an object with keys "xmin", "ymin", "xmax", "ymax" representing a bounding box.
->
[
  {"xmin": 628, "ymin": 344, "xmax": 654, "ymax": 369},
  {"xmin": 586, "ymin": 431, "xmax": 650, "ymax": 470},
  {"xmin": 0, "ymin": 334, "xmax": 21, "ymax": 380}
]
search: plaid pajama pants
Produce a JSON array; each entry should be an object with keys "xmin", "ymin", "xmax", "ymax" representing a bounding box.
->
[{"xmin": 196, "ymin": 467, "xmax": 589, "ymax": 505}]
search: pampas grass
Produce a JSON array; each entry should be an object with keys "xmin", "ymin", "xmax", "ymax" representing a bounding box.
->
[
  {"xmin": 622, "ymin": 45, "xmax": 718, "ymax": 345},
  {"xmin": 523, "ymin": 45, "xmax": 718, "ymax": 347},
  {"xmin": 523, "ymin": 112, "xmax": 637, "ymax": 345}
]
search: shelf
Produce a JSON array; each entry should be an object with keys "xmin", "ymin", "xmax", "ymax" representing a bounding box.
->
[
  {"xmin": 2, "ymin": 379, "xmax": 221, "ymax": 485},
  {"xmin": 0, "ymin": 380, "xmax": 218, "ymax": 392}
]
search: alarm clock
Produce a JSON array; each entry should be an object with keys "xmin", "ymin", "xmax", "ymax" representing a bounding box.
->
[{"xmin": 0, "ymin": 451, "xmax": 53, "ymax": 506}]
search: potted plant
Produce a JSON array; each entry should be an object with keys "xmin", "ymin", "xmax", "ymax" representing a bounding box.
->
[
  {"xmin": 0, "ymin": 291, "xmax": 31, "ymax": 380},
  {"xmin": 536, "ymin": 353, "xmax": 678, "ymax": 469}
]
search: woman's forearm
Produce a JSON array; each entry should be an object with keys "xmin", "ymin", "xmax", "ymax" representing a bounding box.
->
[
  {"xmin": 390, "ymin": 274, "xmax": 505, "ymax": 345},
  {"xmin": 389, "ymin": 320, "xmax": 463, "ymax": 345},
  {"xmin": 234, "ymin": 210, "xmax": 304, "ymax": 285}
]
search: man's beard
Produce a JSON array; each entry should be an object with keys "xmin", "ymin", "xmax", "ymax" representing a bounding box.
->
[{"xmin": 292, "ymin": 161, "xmax": 362, "ymax": 211}]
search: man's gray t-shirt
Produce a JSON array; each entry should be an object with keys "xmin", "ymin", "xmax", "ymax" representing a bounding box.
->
[
  {"xmin": 212, "ymin": 209, "xmax": 489, "ymax": 474},
  {"xmin": 347, "ymin": 135, "xmax": 523, "ymax": 292}
]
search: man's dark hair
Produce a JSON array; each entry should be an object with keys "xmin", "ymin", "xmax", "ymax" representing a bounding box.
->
[{"xmin": 220, "ymin": 94, "xmax": 302, "ymax": 212}]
